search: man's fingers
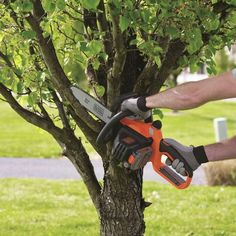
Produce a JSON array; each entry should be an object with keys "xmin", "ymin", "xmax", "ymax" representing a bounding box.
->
[
  {"xmin": 176, "ymin": 161, "xmax": 184, "ymax": 172},
  {"xmin": 176, "ymin": 162, "xmax": 187, "ymax": 176},
  {"xmin": 165, "ymin": 158, "xmax": 187, "ymax": 176},
  {"xmin": 172, "ymin": 159, "xmax": 180, "ymax": 169},
  {"xmin": 165, "ymin": 158, "xmax": 172, "ymax": 166},
  {"xmin": 179, "ymin": 167, "xmax": 187, "ymax": 176}
]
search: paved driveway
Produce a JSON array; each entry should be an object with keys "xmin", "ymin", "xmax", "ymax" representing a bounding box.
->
[{"xmin": 0, "ymin": 157, "xmax": 207, "ymax": 185}]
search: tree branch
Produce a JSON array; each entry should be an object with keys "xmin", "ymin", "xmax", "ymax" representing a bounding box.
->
[
  {"xmin": 50, "ymin": 89, "xmax": 71, "ymax": 130},
  {"xmin": 133, "ymin": 59, "xmax": 158, "ymax": 94},
  {"xmin": 65, "ymin": 140, "xmax": 102, "ymax": 212},
  {"xmin": 0, "ymin": 50, "xmax": 25, "ymax": 83},
  {"xmin": 107, "ymin": 2, "xmax": 127, "ymax": 107},
  {"xmin": 68, "ymin": 105, "xmax": 106, "ymax": 157},
  {"xmin": 0, "ymin": 82, "xmax": 63, "ymax": 140},
  {"xmin": 83, "ymin": 5, "xmax": 109, "ymax": 100},
  {"xmin": 24, "ymin": 0, "xmax": 101, "ymax": 133},
  {"xmin": 0, "ymin": 81, "xmax": 102, "ymax": 210},
  {"xmin": 97, "ymin": 0, "xmax": 112, "ymax": 56},
  {"xmin": 134, "ymin": 1, "xmax": 235, "ymax": 95},
  {"xmin": 37, "ymin": 101, "xmax": 51, "ymax": 120},
  {"xmin": 0, "ymin": 50, "xmax": 12, "ymax": 68},
  {"xmin": 148, "ymin": 39, "xmax": 185, "ymax": 94},
  {"xmin": 83, "ymin": 8, "xmax": 97, "ymax": 40}
]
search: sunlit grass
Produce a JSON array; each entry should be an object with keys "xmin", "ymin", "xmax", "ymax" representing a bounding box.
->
[
  {"xmin": 0, "ymin": 179, "xmax": 235, "ymax": 236},
  {"xmin": 0, "ymin": 100, "xmax": 235, "ymax": 157},
  {"xmin": 0, "ymin": 101, "xmax": 94, "ymax": 157},
  {"xmin": 159, "ymin": 100, "xmax": 236, "ymax": 146}
]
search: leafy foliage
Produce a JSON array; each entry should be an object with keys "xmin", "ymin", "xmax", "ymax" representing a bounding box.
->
[
  {"xmin": 0, "ymin": 0, "xmax": 235, "ymax": 118},
  {"xmin": 0, "ymin": 1, "xmax": 235, "ymax": 231}
]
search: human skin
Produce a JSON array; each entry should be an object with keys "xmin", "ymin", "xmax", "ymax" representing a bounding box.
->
[
  {"xmin": 145, "ymin": 71, "xmax": 236, "ymax": 162},
  {"xmin": 146, "ymin": 71, "xmax": 236, "ymax": 110}
]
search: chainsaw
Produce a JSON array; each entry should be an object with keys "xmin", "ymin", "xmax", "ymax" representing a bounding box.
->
[{"xmin": 71, "ymin": 86, "xmax": 193, "ymax": 189}]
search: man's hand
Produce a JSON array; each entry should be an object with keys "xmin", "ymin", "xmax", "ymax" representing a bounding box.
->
[
  {"xmin": 164, "ymin": 138, "xmax": 201, "ymax": 176},
  {"xmin": 121, "ymin": 96, "xmax": 151, "ymax": 120}
]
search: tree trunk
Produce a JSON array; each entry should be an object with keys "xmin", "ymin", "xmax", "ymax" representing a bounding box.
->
[{"xmin": 100, "ymin": 163, "xmax": 146, "ymax": 236}]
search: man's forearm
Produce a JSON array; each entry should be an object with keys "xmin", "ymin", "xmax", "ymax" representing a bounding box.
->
[
  {"xmin": 145, "ymin": 70, "xmax": 236, "ymax": 110},
  {"xmin": 146, "ymin": 81, "xmax": 204, "ymax": 110},
  {"xmin": 205, "ymin": 136, "xmax": 236, "ymax": 162}
]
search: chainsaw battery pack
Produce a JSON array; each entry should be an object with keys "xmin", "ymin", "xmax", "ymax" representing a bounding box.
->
[{"xmin": 112, "ymin": 125, "xmax": 153, "ymax": 168}]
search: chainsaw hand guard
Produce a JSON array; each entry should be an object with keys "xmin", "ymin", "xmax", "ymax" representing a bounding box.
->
[{"xmin": 111, "ymin": 125, "xmax": 153, "ymax": 169}]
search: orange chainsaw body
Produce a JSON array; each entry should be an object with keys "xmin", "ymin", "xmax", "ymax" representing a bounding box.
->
[{"xmin": 120, "ymin": 118, "xmax": 192, "ymax": 189}]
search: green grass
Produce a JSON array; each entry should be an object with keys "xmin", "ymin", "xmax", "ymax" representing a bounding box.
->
[
  {"xmin": 0, "ymin": 101, "xmax": 94, "ymax": 158},
  {"xmin": 0, "ymin": 100, "xmax": 235, "ymax": 157},
  {"xmin": 0, "ymin": 101, "xmax": 61, "ymax": 157},
  {"xmin": 0, "ymin": 179, "xmax": 235, "ymax": 236},
  {"xmin": 160, "ymin": 100, "xmax": 236, "ymax": 146}
]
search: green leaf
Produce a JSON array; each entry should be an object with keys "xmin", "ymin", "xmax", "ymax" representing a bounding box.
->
[
  {"xmin": 44, "ymin": 2, "xmax": 56, "ymax": 14},
  {"xmin": 152, "ymin": 108, "xmax": 164, "ymax": 119},
  {"xmin": 206, "ymin": 67, "xmax": 212, "ymax": 74},
  {"xmin": 165, "ymin": 26, "xmax": 179, "ymax": 38},
  {"xmin": 190, "ymin": 63, "xmax": 199, "ymax": 73},
  {"xmin": 77, "ymin": 41, "xmax": 87, "ymax": 52},
  {"xmin": 95, "ymin": 85, "xmax": 105, "ymax": 97},
  {"xmin": 0, "ymin": 71, "xmax": 4, "ymax": 83},
  {"xmin": 226, "ymin": 0, "xmax": 236, "ymax": 6},
  {"xmin": 189, "ymin": 56, "xmax": 199, "ymax": 73},
  {"xmin": 22, "ymin": 1, "xmax": 33, "ymax": 12},
  {"xmin": 56, "ymin": 0, "xmax": 66, "ymax": 10},
  {"xmin": 178, "ymin": 55, "xmax": 188, "ymax": 67},
  {"xmin": 154, "ymin": 56, "xmax": 161, "ymax": 68},
  {"xmin": 88, "ymin": 40, "xmax": 103, "ymax": 54},
  {"xmin": 17, "ymin": 81, "xmax": 24, "ymax": 93},
  {"xmin": 12, "ymin": 68, "xmax": 22, "ymax": 77},
  {"xmin": 203, "ymin": 17, "xmax": 219, "ymax": 31},
  {"xmin": 10, "ymin": 0, "xmax": 33, "ymax": 13},
  {"xmin": 80, "ymin": 0, "xmax": 100, "ymax": 10},
  {"xmin": 27, "ymin": 92, "xmax": 38, "ymax": 107},
  {"xmin": 0, "ymin": 68, "xmax": 11, "ymax": 84},
  {"xmin": 227, "ymin": 11, "xmax": 236, "ymax": 27},
  {"xmin": 186, "ymin": 28, "xmax": 203, "ymax": 54},
  {"xmin": 92, "ymin": 58, "xmax": 100, "ymax": 70},
  {"xmin": 119, "ymin": 16, "xmax": 130, "ymax": 32},
  {"xmin": 129, "ymin": 39, "xmax": 138, "ymax": 46},
  {"xmin": 21, "ymin": 30, "xmax": 36, "ymax": 39},
  {"xmin": 141, "ymin": 9, "xmax": 151, "ymax": 22},
  {"xmin": 42, "ymin": 31, "xmax": 50, "ymax": 39},
  {"xmin": 0, "ymin": 21, "xmax": 4, "ymax": 30},
  {"xmin": 40, "ymin": 19, "xmax": 51, "ymax": 39},
  {"xmin": 111, "ymin": 0, "xmax": 121, "ymax": 9}
]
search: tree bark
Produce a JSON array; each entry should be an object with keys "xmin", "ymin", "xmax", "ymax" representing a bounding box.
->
[
  {"xmin": 65, "ymin": 143, "xmax": 102, "ymax": 213},
  {"xmin": 100, "ymin": 163, "xmax": 146, "ymax": 236}
]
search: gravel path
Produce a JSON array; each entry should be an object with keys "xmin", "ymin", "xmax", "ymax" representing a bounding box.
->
[{"xmin": 0, "ymin": 157, "xmax": 207, "ymax": 185}]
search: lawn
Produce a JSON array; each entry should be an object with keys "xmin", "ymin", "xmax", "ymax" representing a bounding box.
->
[
  {"xmin": 0, "ymin": 179, "xmax": 235, "ymax": 236},
  {"xmin": 0, "ymin": 100, "xmax": 235, "ymax": 158},
  {"xmin": 0, "ymin": 101, "xmax": 93, "ymax": 157},
  {"xmin": 161, "ymin": 100, "xmax": 236, "ymax": 147}
]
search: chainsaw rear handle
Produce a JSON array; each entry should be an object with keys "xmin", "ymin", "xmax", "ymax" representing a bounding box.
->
[
  {"xmin": 159, "ymin": 140, "xmax": 193, "ymax": 177},
  {"xmin": 96, "ymin": 110, "xmax": 133, "ymax": 144},
  {"xmin": 158, "ymin": 139, "xmax": 193, "ymax": 189}
]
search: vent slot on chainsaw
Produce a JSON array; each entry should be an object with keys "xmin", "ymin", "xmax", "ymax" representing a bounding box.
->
[{"xmin": 112, "ymin": 125, "xmax": 153, "ymax": 163}]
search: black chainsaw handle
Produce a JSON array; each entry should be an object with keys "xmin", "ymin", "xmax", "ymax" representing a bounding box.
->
[
  {"xmin": 159, "ymin": 140, "xmax": 193, "ymax": 178},
  {"xmin": 96, "ymin": 110, "xmax": 133, "ymax": 144}
]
